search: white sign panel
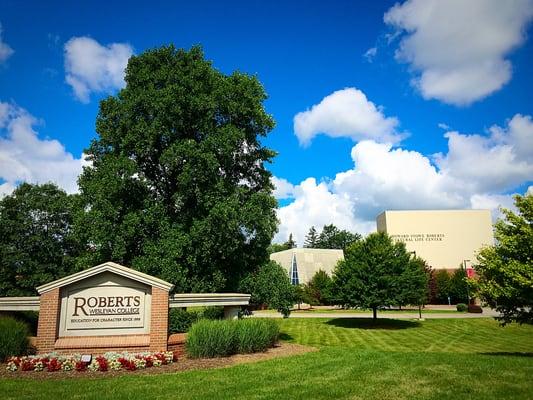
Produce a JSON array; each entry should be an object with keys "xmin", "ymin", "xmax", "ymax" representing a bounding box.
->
[{"xmin": 63, "ymin": 285, "xmax": 148, "ymax": 333}]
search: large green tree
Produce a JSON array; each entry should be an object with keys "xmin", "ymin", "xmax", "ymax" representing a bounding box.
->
[
  {"xmin": 332, "ymin": 232, "xmax": 425, "ymax": 320},
  {"xmin": 474, "ymin": 194, "xmax": 533, "ymax": 325},
  {"xmin": 75, "ymin": 45, "xmax": 278, "ymax": 292},
  {"xmin": 0, "ymin": 183, "xmax": 80, "ymax": 296}
]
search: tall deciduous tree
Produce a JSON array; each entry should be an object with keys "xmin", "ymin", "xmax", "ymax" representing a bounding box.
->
[
  {"xmin": 332, "ymin": 232, "xmax": 424, "ymax": 321},
  {"xmin": 474, "ymin": 194, "xmax": 533, "ymax": 325},
  {"xmin": 0, "ymin": 183, "xmax": 80, "ymax": 296},
  {"xmin": 75, "ymin": 45, "xmax": 278, "ymax": 292},
  {"xmin": 397, "ymin": 257, "xmax": 430, "ymax": 314}
]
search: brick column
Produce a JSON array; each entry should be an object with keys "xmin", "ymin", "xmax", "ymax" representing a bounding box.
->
[
  {"xmin": 36, "ymin": 288, "xmax": 61, "ymax": 354},
  {"xmin": 149, "ymin": 287, "xmax": 169, "ymax": 351}
]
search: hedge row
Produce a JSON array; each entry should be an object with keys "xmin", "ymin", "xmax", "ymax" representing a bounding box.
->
[{"xmin": 186, "ymin": 319, "xmax": 279, "ymax": 358}]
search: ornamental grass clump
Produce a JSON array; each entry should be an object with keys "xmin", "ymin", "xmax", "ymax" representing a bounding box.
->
[
  {"xmin": 186, "ymin": 319, "xmax": 237, "ymax": 358},
  {"xmin": 236, "ymin": 319, "xmax": 279, "ymax": 354},
  {"xmin": 186, "ymin": 319, "xmax": 279, "ymax": 358},
  {"xmin": 0, "ymin": 316, "xmax": 30, "ymax": 362}
]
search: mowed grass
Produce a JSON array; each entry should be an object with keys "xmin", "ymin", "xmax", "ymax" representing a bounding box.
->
[{"xmin": 1, "ymin": 318, "xmax": 532, "ymax": 400}]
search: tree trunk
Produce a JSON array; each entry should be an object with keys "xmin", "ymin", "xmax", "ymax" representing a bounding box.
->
[{"xmin": 372, "ymin": 307, "xmax": 377, "ymax": 321}]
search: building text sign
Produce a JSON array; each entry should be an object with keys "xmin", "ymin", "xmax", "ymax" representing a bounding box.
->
[
  {"xmin": 64, "ymin": 285, "xmax": 147, "ymax": 332},
  {"xmin": 391, "ymin": 233, "xmax": 446, "ymax": 243}
]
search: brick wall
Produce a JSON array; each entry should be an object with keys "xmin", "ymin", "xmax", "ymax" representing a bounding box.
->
[
  {"xmin": 149, "ymin": 286, "xmax": 169, "ymax": 351},
  {"xmin": 36, "ymin": 288, "xmax": 61, "ymax": 353}
]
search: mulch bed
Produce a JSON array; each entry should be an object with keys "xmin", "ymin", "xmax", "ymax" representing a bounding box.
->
[{"xmin": 0, "ymin": 342, "xmax": 316, "ymax": 380}]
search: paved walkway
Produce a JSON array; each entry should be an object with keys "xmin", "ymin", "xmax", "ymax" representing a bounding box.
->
[{"xmin": 252, "ymin": 308, "xmax": 500, "ymax": 319}]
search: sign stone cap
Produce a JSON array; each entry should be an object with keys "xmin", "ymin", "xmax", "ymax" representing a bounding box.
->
[{"xmin": 36, "ymin": 261, "xmax": 174, "ymax": 294}]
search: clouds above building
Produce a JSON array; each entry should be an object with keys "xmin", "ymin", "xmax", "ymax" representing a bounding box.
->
[
  {"xmin": 0, "ymin": 101, "xmax": 86, "ymax": 197},
  {"xmin": 384, "ymin": 0, "xmax": 533, "ymax": 105},
  {"xmin": 275, "ymin": 113, "xmax": 533, "ymax": 245},
  {"xmin": 293, "ymin": 88, "xmax": 403, "ymax": 146},
  {"xmin": 64, "ymin": 36, "xmax": 133, "ymax": 103}
]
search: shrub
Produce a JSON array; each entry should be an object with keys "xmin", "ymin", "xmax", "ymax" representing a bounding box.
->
[
  {"xmin": 168, "ymin": 309, "xmax": 201, "ymax": 333},
  {"xmin": 456, "ymin": 303, "xmax": 468, "ymax": 312},
  {"xmin": 202, "ymin": 306, "xmax": 224, "ymax": 320},
  {"xmin": 186, "ymin": 319, "xmax": 279, "ymax": 358},
  {"xmin": 186, "ymin": 319, "xmax": 237, "ymax": 358},
  {"xmin": 468, "ymin": 304, "xmax": 483, "ymax": 313},
  {"xmin": 168, "ymin": 307, "xmax": 225, "ymax": 334},
  {"xmin": 0, "ymin": 316, "xmax": 29, "ymax": 361},
  {"xmin": 236, "ymin": 319, "xmax": 279, "ymax": 353}
]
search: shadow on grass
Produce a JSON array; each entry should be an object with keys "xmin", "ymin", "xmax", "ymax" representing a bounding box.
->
[
  {"xmin": 279, "ymin": 332, "xmax": 294, "ymax": 341},
  {"xmin": 481, "ymin": 352, "xmax": 533, "ymax": 358},
  {"xmin": 325, "ymin": 318, "xmax": 421, "ymax": 330}
]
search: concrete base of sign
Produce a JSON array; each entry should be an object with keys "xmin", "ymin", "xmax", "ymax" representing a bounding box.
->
[{"xmin": 223, "ymin": 306, "xmax": 241, "ymax": 319}]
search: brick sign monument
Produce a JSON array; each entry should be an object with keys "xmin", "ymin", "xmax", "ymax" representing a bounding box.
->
[{"xmin": 36, "ymin": 262, "xmax": 173, "ymax": 354}]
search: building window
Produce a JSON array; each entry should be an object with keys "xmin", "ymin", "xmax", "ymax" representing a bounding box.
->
[{"xmin": 290, "ymin": 254, "xmax": 299, "ymax": 285}]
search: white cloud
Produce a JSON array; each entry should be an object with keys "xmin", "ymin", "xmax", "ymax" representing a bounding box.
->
[
  {"xmin": 0, "ymin": 101, "xmax": 86, "ymax": 196},
  {"xmin": 64, "ymin": 36, "xmax": 133, "ymax": 103},
  {"xmin": 276, "ymin": 114, "xmax": 533, "ymax": 245},
  {"xmin": 435, "ymin": 114, "xmax": 533, "ymax": 192},
  {"xmin": 293, "ymin": 88, "xmax": 403, "ymax": 146},
  {"xmin": 274, "ymin": 178, "xmax": 375, "ymax": 244},
  {"xmin": 384, "ymin": 0, "xmax": 533, "ymax": 105},
  {"xmin": 0, "ymin": 23, "xmax": 14, "ymax": 63},
  {"xmin": 272, "ymin": 176, "xmax": 295, "ymax": 200},
  {"xmin": 363, "ymin": 47, "xmax": 377, "ymax": 62}
]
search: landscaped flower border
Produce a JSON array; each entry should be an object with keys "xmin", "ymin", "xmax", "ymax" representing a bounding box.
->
[{"xmin": 6, "ymin": 351, "xmax": 177, "ymax": 373}]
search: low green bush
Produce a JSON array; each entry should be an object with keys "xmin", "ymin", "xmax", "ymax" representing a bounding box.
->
[
  {"xmin": 202, "ymin": 306, "xmax": 225, "ymax": 320},
  {"xmin": 168, "ymin": 309, "xmax": 201, "ymax": 333},
  {"xmin": 456, "ymin": 303, "xmax": 468, "ymax": 312},
  {"xmin": 186, "ymin": 319, "xmax": 279, "ymax": 358},
  {"xmin": 168, "ymin": 306, "xmax": 225, "ymax": 334},
  {"xmin": 236, "ymin": 319, "xmax": 279, "ymax": 353},
  {"xmin": 0, "ymin": 316, "xmax": 30, "ymax": 361}
]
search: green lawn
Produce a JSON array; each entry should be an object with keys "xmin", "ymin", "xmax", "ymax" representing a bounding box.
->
[
  {"xmin": 1, "ymin": 318, "xmax": 532, "ymax": 399},
  {"xmin": 262, "ymin": 307, "xmax": 462, "ymax": 314}
]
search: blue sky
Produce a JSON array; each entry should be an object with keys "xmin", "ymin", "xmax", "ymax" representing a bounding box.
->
[{"xmin": 1, "ymin": 0, "xmax": 532, "ymax": 244}]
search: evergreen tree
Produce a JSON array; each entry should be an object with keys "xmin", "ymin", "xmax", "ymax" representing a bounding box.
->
[
  {"xmin": 304, "ymin": 226, "xmax": 318, "ymax": 248},
  {"xmin": 315, "ymin": 224, "xmax": 361, "ymax": 250},
  {"xmin": 285, "ymin": 233, "xmax": 296, "ymax": 249}
]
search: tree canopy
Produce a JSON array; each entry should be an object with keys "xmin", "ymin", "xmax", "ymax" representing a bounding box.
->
[
  {"xmin": 304, "ymin": 224, "xmax": 360, "ymax": 250},
  {"xmin": 474, "ymin": 194, "xmax": 533, "ymax": 325},
  {"xmin": 332, "ymin": 232, "xmax": 427, "ymax": 320},
  {"xmin": 0, "ymin": 183, "xmax": 80, "ymax": 296},
  {"xmin": 239, "ymin": 261, "xmax": 295, "ymax": 317},
  {"xmin": 303, "ymin": 269, "xmax": 334, "ymax": 306},
  {"xmin": 75, "ymin": 45, "xmax": 278, "ymax": 292}
]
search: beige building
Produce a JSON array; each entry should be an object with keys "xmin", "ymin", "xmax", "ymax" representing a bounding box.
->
[
  {"xmin": 376, "ymin": 210, "xmax": 494, "ymax": 270},
  {"xmin": 270, "ymin": 248, "xmax": 344, "ymax": 285}
]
